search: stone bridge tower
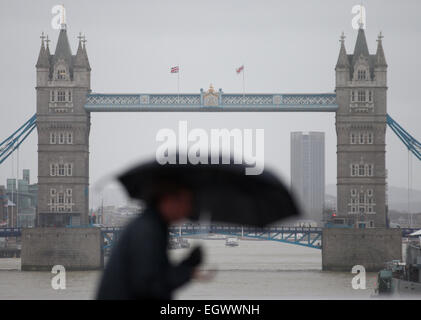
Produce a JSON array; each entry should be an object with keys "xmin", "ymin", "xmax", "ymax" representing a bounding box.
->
[
  {"xmin": 36, "ymin": 23, "xmax": 91, "ymax": 227},
  {"xmin": 335, "ymin": 26, "xmax": 388, "ymax": 228}
]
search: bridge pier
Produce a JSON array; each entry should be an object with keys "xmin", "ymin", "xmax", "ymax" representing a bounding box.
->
[
  {"xmin": 321, "ymin": 228, "xmax": 402, "ymax": 272},
  {"xmin": 21, "ymin": 228, "xmax": 103, "ymax": 271}
]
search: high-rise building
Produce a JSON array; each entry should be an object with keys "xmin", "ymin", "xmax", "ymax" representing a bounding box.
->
[{"xmin": 291, "ymin": 132, "xmax": 325, "ymax": 223}]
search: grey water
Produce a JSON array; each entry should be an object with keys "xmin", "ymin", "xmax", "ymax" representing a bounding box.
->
[{"xmin": 0, "ymin": 239, "xmax": 378, "ymax": 299}]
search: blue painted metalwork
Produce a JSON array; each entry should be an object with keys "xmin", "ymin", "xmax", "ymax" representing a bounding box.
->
[
  {"xmin": 85, "ymin": 92, "xmax": 338, "ymax": 112},
  {"xmin": 387, "ymin": 114, "xmax": 421, "ymax": 161},
  {"xmin": 168, "ymin": 224, "xmax": 323, "ymax": 249},
  {"xmin": 0, "ymin": 114, "xmax": 36, "ymax": 164}
]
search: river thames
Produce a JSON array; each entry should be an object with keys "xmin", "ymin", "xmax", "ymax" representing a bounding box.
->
[{"xmin": 0, "ymin": 239, "xmax": 379, "ymax": 300}]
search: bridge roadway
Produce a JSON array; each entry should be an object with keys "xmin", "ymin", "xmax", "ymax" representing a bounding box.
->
[{"xmin": 1, "ymin": 226, "xmax": 419, "ymax": 250}]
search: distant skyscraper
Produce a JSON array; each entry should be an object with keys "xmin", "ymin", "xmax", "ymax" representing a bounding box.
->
[{"xmin": 291, "ymin": 132, "xmax": 325, "ymax": 222}]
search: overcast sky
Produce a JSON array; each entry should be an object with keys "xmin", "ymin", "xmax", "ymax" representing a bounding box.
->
[{"xmin": 0, "ymin": 0, "xmax": 420, "ymax": 208}]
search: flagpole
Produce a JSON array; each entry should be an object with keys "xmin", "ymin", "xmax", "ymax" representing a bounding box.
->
[
  {"xmin": 242, "ymin": 64, "xmax": 245, "ymax": 105},
  {"xmin": 177, "ymin": 64, "xmax": 180, "ymax": 104}
]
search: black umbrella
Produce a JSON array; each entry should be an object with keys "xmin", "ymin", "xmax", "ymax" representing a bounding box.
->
[{"xmin": 118, "ymin": 156, "xmax": 300, "ymax": 227}]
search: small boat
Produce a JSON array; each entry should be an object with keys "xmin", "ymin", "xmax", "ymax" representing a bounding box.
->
[{"xmin": 225, "ymin": 237, "xmax": 239, "ymax": 247}]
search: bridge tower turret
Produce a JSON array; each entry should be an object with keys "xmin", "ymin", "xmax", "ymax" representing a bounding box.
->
[
  {"xmin": 35, "ymin": 24, "xmax": 91, "ymax": 227},
  {"xmin": 335, "ymin": 27, "xmax": 388, "ymax": 228}
]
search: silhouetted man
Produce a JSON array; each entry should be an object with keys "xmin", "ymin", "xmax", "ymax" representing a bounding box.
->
[{"xmin": 96, "ymin": 182, "xmax": 202, "ymax": 300}]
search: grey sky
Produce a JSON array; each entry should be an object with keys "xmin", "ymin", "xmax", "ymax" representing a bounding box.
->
[{"xmin": 0, "ymin": 0, "xmax": 420, "ymax": 208}]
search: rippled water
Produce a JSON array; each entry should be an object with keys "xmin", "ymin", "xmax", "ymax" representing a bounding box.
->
[{"xmin": 0, "ymin": 239, "xmax": 379, "ymax": 299}]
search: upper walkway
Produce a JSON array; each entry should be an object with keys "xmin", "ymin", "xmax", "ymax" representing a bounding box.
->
[{"xmin": 85, "ymin": 91, "xmax": 338, "ymax": 112}]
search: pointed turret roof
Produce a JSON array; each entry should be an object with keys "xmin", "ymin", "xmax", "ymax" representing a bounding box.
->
[
  {"xmin": 74, "ymin": 34, "xmax": 90, "ymax": 70},
  {"xmin": 53, "ymin": 28, "xmax": 73, "ymax": 67},
  {"xmin": 375, "ymin": 32, "xmax": 387, "ymax": 67},
  {"xmin": 36, "ymin": 40, "xmax": 50, "ymax": 68},
  {"xmin": 336, "ymin": 33, "xmax": 350, "ymax": 69},
  {"xmin": 352, "ymin": 27, "xmax": 370, "ymax": 65}
]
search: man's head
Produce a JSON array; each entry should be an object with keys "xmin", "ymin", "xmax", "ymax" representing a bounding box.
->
[{"xmin": 146, "ymin": 180, "xmax": 194, "ymax": 223}]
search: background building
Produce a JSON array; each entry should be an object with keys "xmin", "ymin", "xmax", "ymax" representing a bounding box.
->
[
  {"xmin": 291, "ymin": 132, "xmax": 325, "ymax": 224},
  {"xmin": 0, "ymin": 169, "xmax": 37, "ymax": 227}
]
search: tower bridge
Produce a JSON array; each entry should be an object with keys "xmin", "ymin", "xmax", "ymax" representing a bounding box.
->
[
  {"xmin": 33, "ymin": 23, "xmax": 389, "ymax": 230},
  {"xmin": 1, "ymin": 20, "xmax": 420, "ymax": 271}
]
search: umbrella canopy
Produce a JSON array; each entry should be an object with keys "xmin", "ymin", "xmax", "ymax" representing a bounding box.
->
[{"xmin": 118, "ymin": 157, "xmax": 300, "ymax": 227}]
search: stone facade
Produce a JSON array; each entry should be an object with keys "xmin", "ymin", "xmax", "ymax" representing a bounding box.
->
[
  {"xmin": 322, "ymin": 228, "xmax": 401, "ymax": 271},
  {"xmin": 335, "ymin": 29, "xmax": 388, "ymax": 228},
  {"xmin": 21, "ymin": 227, "xmax": 103, "ymax": 271},
  {"xmin": 36, "ymin": 26, "xmax": 91, "ymax": 227}
]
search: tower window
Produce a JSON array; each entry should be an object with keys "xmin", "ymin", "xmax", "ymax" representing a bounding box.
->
[
  {"xmin": 57, "ymin": 69, "xmax": 66, "ymax": 80},
  {"xmin": 67, "ymin": 132, "xmax": 73, "ymax": 144},
  {"xmin": 50, "ymin": 164, "xmax": 57, "ymax": 176},
  {"xmin": 357, "ymin": 90, "xmax": 366, "ymax": 102},
  {"xmin": 350, "ymin": 133, "xmax": 356, "ymax": 144},
  {"xmin": 57, "ymin": 91, "xmax": 66, "ymax": 102},
  {"xmin": 58, "ymin": 132, "xmax": 65, "ymax": 144},
  {"xmin": 50, "ymin": 132, "xmax": 57, "ymax": 144},
  {"xmin": 357, "ymin": 70, "xmax": 367, "ymax": 80},
  {"xmin": 367, "ymin": 132, "xmax": 373, "ymax": 144},
  {"xmin": 66, "ymin": 163, "xmax": 73, "ymax": 176}
]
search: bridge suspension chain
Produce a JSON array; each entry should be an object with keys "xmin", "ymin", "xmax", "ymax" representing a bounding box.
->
[
  {"xmin": 387, "ymin": 114, "xmax": 421, "ymax": 161},
  {"xmin": 0, "ymin": 114, "xmax": 36, "ymax": 165}
]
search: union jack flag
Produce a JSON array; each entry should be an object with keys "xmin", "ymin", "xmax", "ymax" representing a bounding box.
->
[
  {"xmin": 170, "ymin": 66, "xmax": 179, "ymax": 73},
  {"xmin": 236, "ymin": 65, "xmax": 244, "ymax": 74}
]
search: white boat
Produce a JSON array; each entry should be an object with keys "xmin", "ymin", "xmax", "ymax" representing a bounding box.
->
[{"xmin": 225, "ymin": 237, "xmax": 239, "ymax": 247}]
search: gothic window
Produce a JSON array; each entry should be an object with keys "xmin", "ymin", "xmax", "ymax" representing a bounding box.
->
[
  {"xmin": 368, "ymin": 91, "xmax": 373, "ymax": 102},
  {"xmin": 351, "ymin": 206, "xmax": 357, "ymax": 213},
  {"xmin": 50, "ymin": 164, "xmax": 57, "ymax": 176},
  {"xmin": 68, "ymin": 91, "xmax": 72, "ymax": 102},
  {"xmin": 66, "ymin": 163, "xmax": 73, "ymax": 176},
  {"xmin": 367, "ymin": 132, "xmax": 373, "ymax": 144},
  {"xmin": 367, "ymin": 189, "xmax": 373, "ymax": 197},
  {"xmin": 351, "ymin": 164, "xmax": 358, "ymax": 176},
  {"xmin": 58, "ymin": 192, "xmax": 64, "ymax": 204},
  {"xmin": 350, "ymin": 133, "xmax": 356, "ymax": 144},
  {"xmin": 351, "ymin": 163, "xmax": 374, "ymax": 177},
  {"xmin": 57, "ymin": 91, "xmax": 66, "ymax": 102},
  {"xmin": 58, "ymin": 132, "xmax": 65, "ymax": 144},
  {"xmin": 358, "ymin": 164, "xmax": 365, "ymax": 176},
  {"xmin": 351, "ymin": 189, "xmax": 357, "ymax": 197},
  {"xmin": 50, "ymin": 91, "xmax": 55, "ymax": 102},
  {"xmin": 58, "ymin": 164, "xmax": 65, "ymax": 176},
  {"xmin": 57, "ymin": 69, "xmax": 66, "ymax": 80},
  {"xmin": 357, "ymin": 69, "xmax": 367, "ymax": 80},
  {"xmin": 359, "ymin": 133, "xmax": 365, "ymax": 144},
  {"xmin": 366, "ymin": 164, "xmax": 373, "ymax": 176},
  {"xmin": 357, "ymin": 90, "xmax": 366, "ymax": 102},
  {"xmin": 50, "ymin": 132, "xmax": 56, "ymax": 144},
  {"xmin": 67, "ymin": 132, "xmax": 73, "ymax": 144},
  {"xmin": 351, "ymin": 91, "xmax": 355, "ymax": 102},
  {"xmin": 50, "ymin": 188, "xmax": 56, "ymax": 196}
]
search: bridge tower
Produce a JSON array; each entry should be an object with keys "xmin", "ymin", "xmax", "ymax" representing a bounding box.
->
[
  {"xmin": 335, "ymin": 26, "xmax": 388, "ymax": 228},
  {"xmin": 35, "ymin": 23, "xmax": 91, "ymax": 227}
]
